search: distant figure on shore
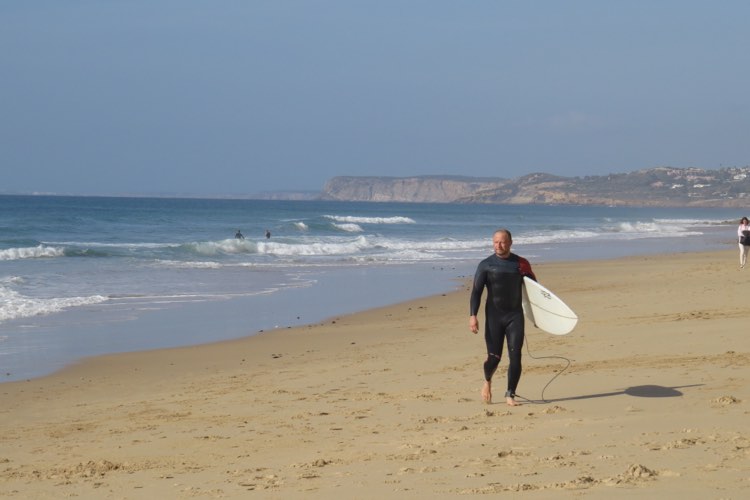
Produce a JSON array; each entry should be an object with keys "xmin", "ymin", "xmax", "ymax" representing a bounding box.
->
[
  {"xmin": 265, "ymin": 229, "xmax": 271, "ymax": 239},
  {"xmin": 235, "ymin": 229, "xmax": 244, "ymax": 240},
  {"xmin": 738, "ymin": 217, "xmax": 750, "ymax": 268}
]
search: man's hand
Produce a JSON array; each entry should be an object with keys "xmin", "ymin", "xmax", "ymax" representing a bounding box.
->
[{"xmin": 469, "ymin": 315, "xmax": 479, "ymax": 334}]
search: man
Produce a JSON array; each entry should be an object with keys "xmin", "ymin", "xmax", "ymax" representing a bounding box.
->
[{"xmin": 469, "ymin": 229, "xmax": 535, "ymax": 406}]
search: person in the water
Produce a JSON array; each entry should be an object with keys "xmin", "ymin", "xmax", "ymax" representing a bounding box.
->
[
  {"xmin": 235, "ymin": 230, "xmax": 244, "ymax": 240},
  {"xmin": 469, "ymin": 228, "xmax": 536, "ymax": 406}
]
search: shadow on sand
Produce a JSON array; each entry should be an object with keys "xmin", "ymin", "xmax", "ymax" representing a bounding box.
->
[{"xmin": 522, "ymin": 384, "xmax": 703, "ymax": 404}]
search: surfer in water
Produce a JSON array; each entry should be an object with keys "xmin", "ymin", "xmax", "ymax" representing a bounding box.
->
[
  {"xmin": 469, "ymin": 228, "xmax": 536, "ymax": 406},
  {"xmin": 235, "ymin": 229, "xmax": 244, "ymax": 240}
]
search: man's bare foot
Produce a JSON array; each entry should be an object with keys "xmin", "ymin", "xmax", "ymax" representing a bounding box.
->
[
  {"xmin": 481, "ymin": 381, "xmax": 492, "ymax": 404},
  {"xmin": 505, "ymin": 390, "xmax": 521, "ymax": 407}
]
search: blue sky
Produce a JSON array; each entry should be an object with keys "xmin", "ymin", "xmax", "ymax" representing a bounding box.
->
[{"xmin": 2, "ymin": 1, "xmax": 749, "ymax": 196}]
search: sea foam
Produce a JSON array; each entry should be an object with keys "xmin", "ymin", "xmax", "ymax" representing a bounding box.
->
[
  {"xmin": 0, "ymin": 283, "xmax": 108, "ymax": 323},
  {"xmin": 0, "ymin": 245, "xmax": 65, "ymax": 261},
  {"xmin": 324, "ymin": 215, "xmax": 416, "ymax": 224}
]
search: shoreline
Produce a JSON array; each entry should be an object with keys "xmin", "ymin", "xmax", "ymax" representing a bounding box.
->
[
  {"xmin": 2, "ymin": 249, "xmax": 749, "ymax": 497},
  {"xmin": 1, "ymin": 199, "xmax": 737, "ymax": 383},
  {"xmin": 3, "ymin": 248, "xmax": 732, "ymax": 387},
  {"xmin": 0, "ymin": 262, "xmax": 470, "ymax": 383}
]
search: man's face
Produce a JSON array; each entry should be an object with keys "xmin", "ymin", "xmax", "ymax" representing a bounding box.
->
[{"xmin": 493, "ymin": 232, "xmax": 512, "ymax": 258}]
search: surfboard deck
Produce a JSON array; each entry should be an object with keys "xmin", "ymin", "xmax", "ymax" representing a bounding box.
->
[{"xmin": 522, "ymin": 276, "xmax": 578, "ymax": 335}]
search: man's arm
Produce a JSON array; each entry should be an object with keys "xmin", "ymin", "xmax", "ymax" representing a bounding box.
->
[{"xmin": 469, "ymin": 263, "xmax": 485, "ymax": 334}]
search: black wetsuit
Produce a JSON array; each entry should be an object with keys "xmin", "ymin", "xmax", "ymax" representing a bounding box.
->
[{"xmin": 470, "ymin": 253, "xmax": 535, "ymax": 397}]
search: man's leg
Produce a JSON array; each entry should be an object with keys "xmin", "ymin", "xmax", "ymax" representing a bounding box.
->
[
  {"xmin": 482, "ymin": 353, "xmax": 501, "ymax": 403},
  {"xmin": 505, "ymin": 312, "xmax": 525, "ymax": 406}
]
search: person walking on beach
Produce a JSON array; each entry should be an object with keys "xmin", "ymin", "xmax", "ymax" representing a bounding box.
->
[
  {"xmin": 469, "ymin": 228, "xmax": 536, "ymax": 406},
  {"xmin": 738, "ymin": 217, "xmax": 750, "ymax": 268}
]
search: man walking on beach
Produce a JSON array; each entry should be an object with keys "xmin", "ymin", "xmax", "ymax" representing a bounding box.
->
[{"xmin": 469, "ymin": 229, "xmax": 535, "ymax": 406}]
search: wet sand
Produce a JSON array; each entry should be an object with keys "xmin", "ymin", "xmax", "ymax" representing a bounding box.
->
[{"xmin": 1, "ymin": 250, "xmax": 748, "ymax": 498}]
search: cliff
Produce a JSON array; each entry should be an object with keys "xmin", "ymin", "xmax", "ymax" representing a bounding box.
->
[
  {"xmin": 320, "ymin": 167, "xmax": 750, "ymax": 207},
  {"xmin": 321, "ymin": 176, "xmax": 507, "ymax": 203}
]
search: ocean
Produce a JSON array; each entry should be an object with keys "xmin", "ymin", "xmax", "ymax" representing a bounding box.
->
[{"xmin": 0, "ymin": 194, "xmax": 740, "ymax": 382}]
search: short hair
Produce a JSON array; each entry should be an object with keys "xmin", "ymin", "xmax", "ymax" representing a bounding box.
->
[{"xmin": 493, "ymin": 228, "xmax": 512, "ymax": 242}]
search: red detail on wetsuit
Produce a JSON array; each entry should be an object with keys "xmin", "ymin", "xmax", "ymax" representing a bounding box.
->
[{"xmin": 518, "ymin": 257, "xmax": 536, "ymax": 281}]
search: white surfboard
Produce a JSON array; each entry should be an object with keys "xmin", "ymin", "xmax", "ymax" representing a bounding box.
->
[{"xmin": 522, "ymin": 276, "xmax": 578, "ymax": 335}]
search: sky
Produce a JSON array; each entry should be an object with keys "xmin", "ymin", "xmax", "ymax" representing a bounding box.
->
[{"xmin": 2, "ymin": 1, "xmax": 749, "ymax": 196}]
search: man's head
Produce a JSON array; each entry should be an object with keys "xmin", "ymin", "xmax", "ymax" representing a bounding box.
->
[{"xmin": 493, "ymin": 229, "xmax": 512, "ymax": 258}]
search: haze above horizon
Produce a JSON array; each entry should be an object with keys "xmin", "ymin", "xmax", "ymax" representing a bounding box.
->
[{"xmin": 3, "ymin": 1, "xmax": 749, "ymax": 197}]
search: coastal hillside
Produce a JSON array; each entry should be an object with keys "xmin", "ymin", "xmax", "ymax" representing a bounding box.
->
[
  {"xmin": 319, "ymin": 175, "xmax": 507, "ymax": 203},
  {"xmin": 320, "ymin": 167, "xmax": 750, "ymax": 207}
]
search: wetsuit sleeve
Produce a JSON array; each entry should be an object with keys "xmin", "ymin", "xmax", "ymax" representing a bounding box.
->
[
  {"xmin": 469, "ymin": 263, "xmax": 486, "ymax": 316},
  {"xmin": 518, "ymin": 257, "xmax": 536, "ymax": 281}
]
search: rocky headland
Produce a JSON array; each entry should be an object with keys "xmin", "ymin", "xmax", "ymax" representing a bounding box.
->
[{"xmin": 319, "ymin": 167, "xmax": 750, "ymax": 207}]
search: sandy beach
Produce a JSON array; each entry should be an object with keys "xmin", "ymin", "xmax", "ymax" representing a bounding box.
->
[{"xmin": 1, "ymin": 250, "xmax": 748, "ymax": 498}]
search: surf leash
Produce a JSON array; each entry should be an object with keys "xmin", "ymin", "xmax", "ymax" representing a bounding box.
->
[{"xmin": 517, "ymin": 332, "xmax": 571, "ymax": 404}]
